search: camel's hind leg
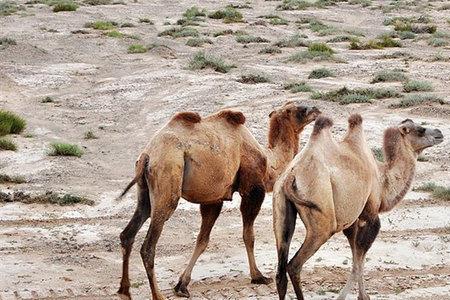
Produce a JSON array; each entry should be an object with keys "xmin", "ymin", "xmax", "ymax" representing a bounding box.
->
[
  {"xmin": 287, "ymin": 208, "xmax": 335, "ymax": 300},
  {"xmin": 118, "ymin": 185, "xmax": 151, "ymax": 298},
  {"xmin": 174, "ymin": 202, "xmax": 223, "ymax": 297},
  {"xmin": 240, "ymin": 184, "xmax": 272, "ymax": 284},
  {"xmin": 338, "ymin": 217, "xmax": 380, "ymax": 300}
]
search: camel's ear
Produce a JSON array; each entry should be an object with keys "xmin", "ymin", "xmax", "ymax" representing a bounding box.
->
[
  {"xmin": 398, "ymin": 124, "xmax": 410, "ymax": 135},
  {"xmin": 269, "ymin": 111, "xmax": 275, "ymax": 118}
]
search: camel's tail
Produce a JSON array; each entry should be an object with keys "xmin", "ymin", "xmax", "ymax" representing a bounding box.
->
[
  {"xmin": 116, "ymin": 153, "xmax": 149, "ymax": 201},
  {"xmin": 273, "ymin": 187, "xmax": 297, "ymax": 299},
  {"xmin": 283, "ymin": 174, "xmax": 320, "ymax": 211}
]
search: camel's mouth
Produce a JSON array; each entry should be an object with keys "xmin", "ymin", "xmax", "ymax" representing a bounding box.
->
[{"xmin": 432, "ymin": 129, "xmax": 444, "ymax": 145}]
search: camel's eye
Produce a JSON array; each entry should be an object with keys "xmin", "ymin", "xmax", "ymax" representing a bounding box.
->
[{"xmin": 417, "ymin": 127, "xmax": 426, "ymax": 136}]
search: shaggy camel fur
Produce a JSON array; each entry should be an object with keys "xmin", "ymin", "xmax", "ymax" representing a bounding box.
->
[
  {"xmin": 117, "ymin": 102, "xmax": 320, "ymax": 300},
  {"xmin": 273, "ymin": 115, "xmax": 443, "ymax": 300}
]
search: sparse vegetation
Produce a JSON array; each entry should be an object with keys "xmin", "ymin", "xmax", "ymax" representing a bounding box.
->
[
  {"xmin": 158, "ymin": 27, "xmax": 199, "ymax": 38},
  {"xmin": 312, "ymin": 87, "xmax": 401, "ymax": 104},
  {"xmin": 309, "ymin": 68, "xmax": 333, "ymax": 79},
  {"xmin": 350, "ymin": 36, "xmax": 401, "ymax": 50},
  {"xmin": 259, "ymin": 46, "xmax": 281, "ymax": 54},
  {"xmin": 371, "ymin": 69, "xmax": 408, "ymax": 83},
  {"xmin": 288, "ymin": 42, "xmax": 336, "ymax": 63},
  {"xmin": 41, "ymin": 96, "xmax": 54, "ymax": 103},
  {"xmin": 83, "ymin": 0, "xmax": 111, "ymax": 5},
  {"xmin": 105, "ymin": 30, "xmax": 123, "ymax": 38},
  {"xmin": 237, "ymin": 74, "xmax": 270, "ymax": 84},
  {"xmin": 414, "ymin": 182, "xmax": 450, "ymax": 201},
  {"xmin": 389, "ymin": 94, "xmax": 444, "ymax": 108},
  {"xmin": 235, "ymin": 35, "xmax": 269, "ymax": 44},
  {"xmin": 308, "ymin": 19, "xmax": 336, "ymax": 36},
  {"xmin": 277, "ymin": 0, "xmax": 337, "ymax": 10},
  {"xmin": 0, "ymin": 137, "xmax": 17, "ymax": 151},
  {"xmin": 258, "ymin": 14, "xmax": 289, "ymax": 25},
  {"xmin": 49, "ymin": 142, "xmax": 83, "ymax": 157},
  {"xmin": 403, "ymin": 80, "xmax": 433, "ymax": 92},
  {"xmin": 0, "ymin": 37, "xmax": 16, "ymax": 49},
  {"xmin": 0, "ymin": 191, "xmax": 94, "ymax": 205},
  {"xmin": 274, "ymin": 33, "xmax": 308, "ymax": 48},
  {"xmin": 139, "ymin": 18, "xmax": 154, "ymax": 24},
  {"xmin": 0, "ymin": 1, "xmax": 22, "ymax": 16},
  {"xmin": 284, "ymin": 82, "xmax": 312, "ymax": 93},
  {"xmin": 188, "ymin": 52, "xmax": 236, "ymax": 73},
  {"xmin": 327, "ymin": 35, "xmax": 357, "ymax": 43},
  {"xmin": 186, "ymin": 37, "xmax": 213, "ymax": 47},
  {"xmin": 212, "ymin": 29, "xmax": 234, "ymax": 37},
  {"xmin": 52, "ymin": 0, "xmax": 78, "ymax": 12},
  {"xmin": 0, "ymin": 110, "xmax": 26, "ymax": 136},
  {"xmin": 0, "ymin": 174, "xmax": 26, "ymax": 184},
  {"xmin": 127, "ymin": 44, "xmax": 147, "ymax": 53},
  {"xmin": 208, "ymin": 5, "xmax": 243, "ymax": 23},
  {"xmin": 85, "ymin": 20, "xmax": 117, "ymax": 30}
]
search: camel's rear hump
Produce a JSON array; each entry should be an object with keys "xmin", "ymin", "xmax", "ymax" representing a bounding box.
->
[
  {"xmin": 171, "ymin": 112, "xmax": 202, "ymax": 125},
  {"xmin": 216, "ymin": 110, "xmax": 246, "ymax": 126}
]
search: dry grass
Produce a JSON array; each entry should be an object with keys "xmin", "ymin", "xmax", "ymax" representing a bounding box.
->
[{"xmin": 414, "ymin": 182, "xmax": 450, "ymax": 201}]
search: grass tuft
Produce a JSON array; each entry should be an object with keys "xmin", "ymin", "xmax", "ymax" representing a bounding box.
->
[
  {"xmin": 0, "ymin": 137, "xmax": 17, "ymax": 151},
  {"xmin": 309, "ymin": 68, "xmax": 333, "ymax": 79},
  {"xmin": 235, "ymin": 35, "xmax": 269, "ymax": 44},
  {"xmin": 237, "ymin": 74, "xmax": 270, "ymax": 84},
  {"xmin": 371, "ymin": 69, "xmax": 408, "ymax": 83},
  {"xmin": 350, "ymin": 36, "xmax": 401, "ymax": 50},
  {"xmin": 389, "ymin": 94, "xmax": 444, "ymax": 108},
  {"xmin": 188, "ymin": 52, "xmax": 235, "ymax": 73},
  {"xmin": 0, "ymin": 1, "xmax": 22, "ymax": 16},
  {"xmin": 403, "ymin": 80, "xmax": 433, "ymax": 92},
  {"xmin": 259, "ymin": 46, "xmax": 282, "ymax": 54},
  {"xmin": 52, "ymin": 0, "xmax": 78, "ymax": 12},
  {"xmin": 0, "ymin": 37, "xmax": 17, "ymax": 49},
  {"xmin": 284, "ymin": 82, "xmax": 312, "ymax": 93},
  {"xmin": 414, "ymin": 182, "xmax": 450, "ymax": 201},
  {"xmin": 0, "ymin": 191, "xmax": 94, "ymax": 205},
  {"xmin": 158, "ymin": 27, "xmax": 199, "ymax": 38},
  {"xmin": 0, "ymin": 110, "xmax": 26, "ymax": 136},
  {"xmin": 209, "ymin": 5, "xmax": 243, "ymax": 23},
  {"xmin": 274, "ymin": 33, "xmax": 308, "ymax": 48},
  {"xmin": 85, "ymin": 20, "xmax": 117, "ymax": 30},
  {"xmin": 49, "ymin": 142, "xmax": 83, "ymax": 157},
  {"xmin": 127, "ymin": 44, "xmax": 147, "ymax": 53},
  {"xmin": 186, "ymin": 37, "xmax": 213, "ymax": 47},
  {"xmin": 84, "ymin": 130, "xmax": 98, "ymax": 139},
  {"xmin": 84, "ymin": 0, "xmax": 111, "ymax": 5},
  {"xmin": 0, "ymin": 174, "xmax": 26, "ymax": 184}
]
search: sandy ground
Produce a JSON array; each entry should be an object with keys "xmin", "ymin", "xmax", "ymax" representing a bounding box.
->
[{"xmin": 1, "ymin": 0, "xmax": 449, "ymax": 299}]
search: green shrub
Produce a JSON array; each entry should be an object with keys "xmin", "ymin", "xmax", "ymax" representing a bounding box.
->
[
  {"xmin": 403, "ymin": 80, "xmax": 433, "ymax": 92},
  {"xmin": 308, "ymin": 42, "xmax": 334, "ymax": 54},
  {"xmin": 284, "ymin": 82, "xmax": 312, "ymax": 93},
  {"xmin": 186, "ymin": 37, "xmax": 213, "ymax": 47},
  {"xmin": 258, "ymin": 14, "xmax": 289, "ymax": 25},
  {"xmin": 309, "ymin": 68, "xmax": 333, "ymax": 79},
  {"xmin": 0, "ymin": 1, "xmax": 22, "ymax": 16},
  {"xmin": 414, "ymin": 182, "xmax": 450, "ymax": 201},
  {"xmin": 237, "ymin": 74, "xmax": 270, "ymax": 84},
  {"xmin": 0, "ymin": 137, "xmax": 17, "ymax": 151},
  {"xmin": 105, "ymin": 30, "xmax": 123, "ymax": 38},
  {"xmin": 389, "ymin": 94, "xmax": 444, "ymax": 108},
  {"xmin": 274, "ymin": 34, "xmax": 308, "ymax": 48},
  {"xmin": 308, "ymin": 20, "xmax": 336, "ymax": 36},
  {"xmin": 85, "ymin": 20, "xmax": 117, "ymax": 30},
  {"xmin": 277, "ymin": 0, "xmax": 337, "ymax": 10},
  {"xmin": 53, "ymin": 0, "xmax": 78, "ymax": 12},
  {"xmin": 188, "ymin": 52, "xmax": 236, "ymax": 73},
  {"xmin": 398, "ymin": 31, "xmax": 415, "ymax": 40},
  {"xmin": 313, "ymin": 87, "xmax": 400, "ymax": 104},
  {"xmin": 83, "ymin": 0, "xmax": 111, "ymax": 5},
  {"xmin": 0, "ymin": 174, "xmax": 26, "ymax": 184},
  {"xmin": 259, "ymin": 46, "xmax": 282, "ymax": 54},
  {"xmin": 183, "ymin": 6, "xmax": 207, "ymax": 20},
  {"xmin": 158, "ymin": 27, "xmax": 199, "ymax": 38},
  {"xmin": 350, "ymin": 36, "xmax": 401, "ymax": 50},
  {"xmin": 0, "ymin": 110, "xmax": 26, "ymax": 135},
  {"xmin": 128, "ymin": 44, "xmax": 147, "ymax": 53},
  {"xmin": 371, "ymin": 69, "xmax": 408, "ymax": 83},
  {"xmin": 0, "ymin": 37, "xmax": 16, "ymax": 49},
  {"xmin": 235, "ymin": 35, "xmax": 269, "ymax": 44},
  {"xmin": 213, "ymin": 29, "xmax": 234, "ymax": 37},
  {"xmin": 209, "ymin": 6, "xmax": 243, "ymax": 23},
  {"xmin": 49, "ymin": 142, "xmax": 83, "ymax": 157}
]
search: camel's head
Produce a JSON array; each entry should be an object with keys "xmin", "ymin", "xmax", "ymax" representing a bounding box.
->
[
  {"xmin": 398, "ymin": 119, "xmax": 444, "ymax": 154},
  {"xmin": 270, "ymin": 102, "xmax": 321, "ymax": 133}
]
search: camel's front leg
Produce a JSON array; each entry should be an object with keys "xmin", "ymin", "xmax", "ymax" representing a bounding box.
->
[
  {"xmin": 174, "ymin": 202, "xmax": 223, "ymax": 297},
  {"xmin": 338, "ymin": 217, "xmax": 380, "ymax": 300},
  {"xmin": 240, "ymin": 184, "xmax": 272, "ymax": 284}
]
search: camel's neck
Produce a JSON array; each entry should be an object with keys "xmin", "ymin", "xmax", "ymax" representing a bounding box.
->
[
  {"xmin": 265, "ymin": 119, "xmax": 300, "ymax": 192},
  {"xmin": 379, "ymin": 129, "xmax": 417, "ymax": 213}
]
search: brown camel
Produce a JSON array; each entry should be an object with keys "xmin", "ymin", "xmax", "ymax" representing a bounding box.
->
[
  {"xmin": 273, "ymin": 115, "xmax": 443, "ymax": 300},
  {"xmin": 117, "ymin": 102, "xmax": 321, "ymax": 300}
]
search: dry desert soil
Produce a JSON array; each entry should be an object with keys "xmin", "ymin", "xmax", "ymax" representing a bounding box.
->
[{"xmin": 0, "ymin": 0, "xmax": 449, "ymax": 299}]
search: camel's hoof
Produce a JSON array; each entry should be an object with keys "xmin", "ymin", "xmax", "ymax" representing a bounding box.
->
[
  {"xmin": 357, "ymin": 294, "xmax": 370, "ymax": 300},
  {"xmin": 174, "ymin": 282, "xmax": 191, "ymax": 298},
  {"xmin": 117, "ymin": 287, "xmax": 131, "ymax": 300},
  {"xmin": 251, "ymin": 275, "xmax": 273, "ymax": 285}
]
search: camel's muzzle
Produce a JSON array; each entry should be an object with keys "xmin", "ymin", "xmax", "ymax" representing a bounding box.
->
[{"xmin": 432, "ymin": 129, "xmax": 444, "ymax": 144}]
